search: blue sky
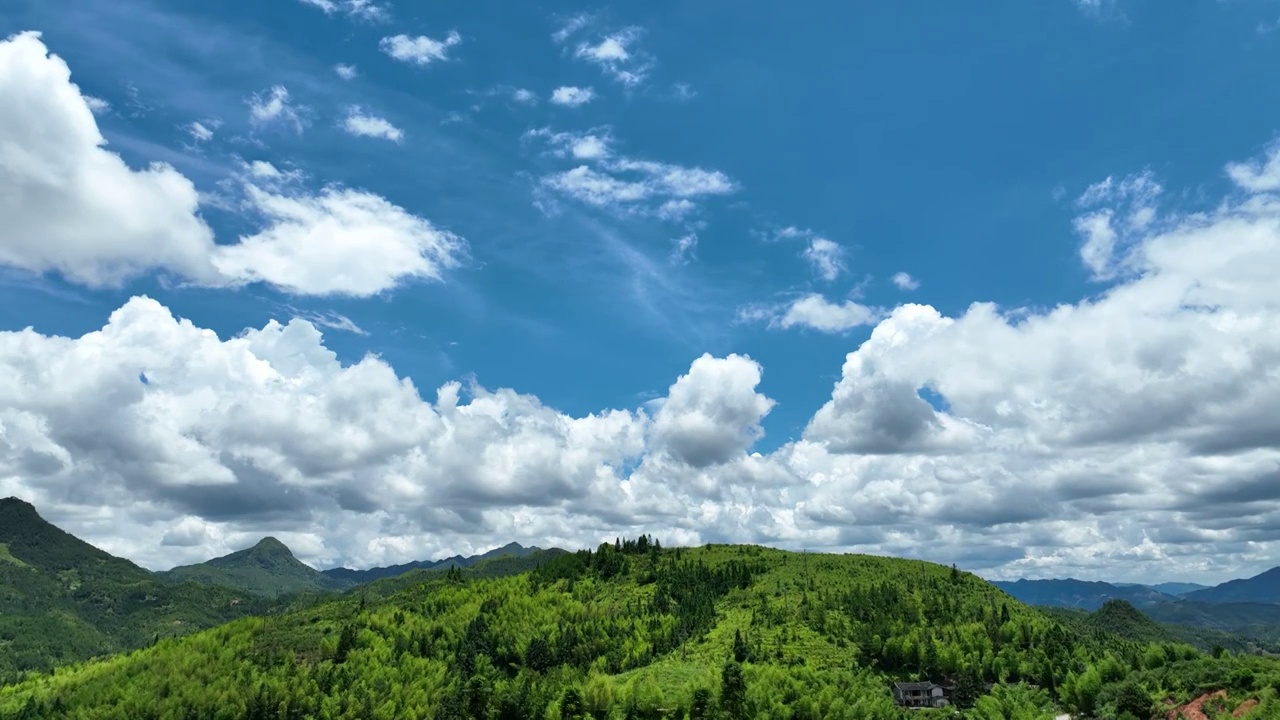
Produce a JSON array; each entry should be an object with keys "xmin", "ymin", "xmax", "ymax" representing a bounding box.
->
[
  {"xmin": 11, "ymin": 0, "xmax": 1276, "ymax": 445},
  {"xmin": 4, "ymin": 0, "xmax": 1280, "ymax": 583}
]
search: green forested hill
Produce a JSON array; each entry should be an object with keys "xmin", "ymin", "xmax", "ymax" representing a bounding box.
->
[
  {"xmin": 4, "ymin": 537, "xmax": 1279, "ymax": 720},
  {"xmin": 158, "ymin": 537, "xmax": 353, "ymax": 598},
  {"xmin": 1036, "ymin": 601, "xmax": 1265, "ymax": 655},
  {"xmin": 0, "ymin": 498, "xmax": 271, "ymax": 684}
]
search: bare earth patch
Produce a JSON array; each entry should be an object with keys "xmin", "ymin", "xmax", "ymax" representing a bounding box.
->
[
  {"xmin": 1167, "ymin": 690, "xmax": 1225, "ymax": 720},
  {"xmin": 1232, "ymin": 698, "xmax": 1258, "ymax": 717}
]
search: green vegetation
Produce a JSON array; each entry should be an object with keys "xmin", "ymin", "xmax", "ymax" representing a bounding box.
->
[
  {"xmin": 159, "ymin": 537, "xmax": 352, "ymax": 598},
  {"xmin": 0, "ymin": 543, "xmax": 28, "ymax": 569},
  {"xmin": 0, "ymin": 498, "xmax": 274, "ymax": 685},
  {"xmin": 5, "ymin": 536, "xmax": 1279, "ymax": 719},
  {"xmin": 0, "ymin": 497, "xmax": 568, "ymax": 686}
]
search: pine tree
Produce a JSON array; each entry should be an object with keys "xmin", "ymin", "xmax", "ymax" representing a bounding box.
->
[
  {"xmin": 733, "ymin": 628, "xmax": 749, "ymax": 664},
  {"xmin": 334, "ymin": 623, "xmax": 358, "ymax": 664},
  {"xmin": 719, "ymin": 661, "xmax": 748, "ymax": 720}
]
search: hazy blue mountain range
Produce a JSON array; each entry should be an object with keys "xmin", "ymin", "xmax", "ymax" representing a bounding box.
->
[
  {"xmin": 1116, "ymin": 582, "xmax": 1209, "ymax": 596},
  {"xmin": 996, "ymin": 575, "xmax": 1280, "ymax": 652},
  {"xmin": 1184, "ymin": 567, "xmax": 1280, "ymax": 605},
  {"xmin": 991, "ymin": 578, "xmax": 1180, "ymax": 610}
]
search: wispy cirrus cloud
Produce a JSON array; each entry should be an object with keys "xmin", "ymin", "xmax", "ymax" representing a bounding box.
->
[
  {"xmin": 551, "ymin": 13, "xmax": 593, "ymax": 44},
  {"xmin": 298, "ymin": 0, "xmax": 389, "ymax": 22},
  {"xmin": 524, "ymin": 127, "xmax": 612, "ymax": 160},
  {"xmin": 83, "ymin": 95, "xmax": 110, "ymax": 113},
  {"xmin": 285, "ymin": 308, "xmax": 368, "ymax": 335},
  {"xmin": 1073, "ymin": 170, "xmax": 1162, "ymax": 280},
  {"xmin": 767, "ymin": 225, "xmax": 849, "ymax": 282},
  {"xmin": 574, "ymin": 27, "xmax": 651, "ymax": 86},
  {"xmin": 247, "ymin": 85, "xmax": 306, "ymax": 133},
  {"xmin": 186, "ymin": 121, "xmax": 215, "ymax": 142},
  {"xmin": 528, "ymin": 127, "xmax": 737, "ymax": 220},
  {"xmin": 1072, "ymin": 0, "xmax": 1124, "ymax": 21},
  {"xmin": 670, "ymin": 233, "xmax": 697, "ymax": 264}
]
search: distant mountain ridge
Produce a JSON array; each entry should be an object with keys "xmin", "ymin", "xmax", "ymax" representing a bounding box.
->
[
  {"xmin": 1116, "ymin": 581, "xmax": 1209, "ymax": 596},
  {"xmin": 321, "ymin": 540, "xmax": 540, "ymax": 585},
  {"xmin": 1184, "ymin": 567, "xmax": 1280, "ymax": 604},
  {"xmin": 158, "ymin": 535, "xmax": 543, "ymax": 598},
  {"xmin": 992, "ymin": 577, "xmax": 1180, "ymax": 610},
  {"xmin": 158, "ymin": 536, "xmax": 348, "ymax": 598},
  {"xmin": 999, "ymin": 567, "xmax": 1280, "ymax": 610},
  {"xmin": 996, "ymin": 573, "xmax": 1280, "ymax": 652}
]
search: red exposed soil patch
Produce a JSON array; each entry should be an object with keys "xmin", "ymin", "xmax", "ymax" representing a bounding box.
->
[
  {"xmin": 1233, "ymin": 698, "xmax": 1258, "ymax": 717},
  {"xmin": 1167, "ymin": 691, "xmax": 1259, "ymax": 720},
  {"xmin": 1168, "ymin": 690, "xmax": 1225, "ymax": 720}
]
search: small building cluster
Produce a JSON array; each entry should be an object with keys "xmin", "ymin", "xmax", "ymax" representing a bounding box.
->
[
  {"xmin": 892, "ymin": 681, "xmax": 952, "ymax": 709},
  {"xmin": 892, "ymin": 679, "xmax": 997, "ymax": 709}
]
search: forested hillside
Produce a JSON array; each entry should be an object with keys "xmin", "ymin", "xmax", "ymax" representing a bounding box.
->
[
  {"xmin": 0, "ymin": 498, "xmax": 271, "ymax": 684},
  {"xmin": 4, "ymin": 538, "xmax": 1279, "ymax": 719},
  {"xmin": 159, "ymin": 537, "xmax": 353, "ymax": 598},
  {"xmin": 1036, "ymin": 601, "xmax": 1268, "ymax": 656},
  {"xmin": 0, "ymin": 498, "xmax": 563, "ymax": 684}
]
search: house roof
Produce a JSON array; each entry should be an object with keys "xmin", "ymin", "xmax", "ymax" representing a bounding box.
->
[{"xmin": 893, "ymin": 682, "xmax": 936, "ymax": 691}]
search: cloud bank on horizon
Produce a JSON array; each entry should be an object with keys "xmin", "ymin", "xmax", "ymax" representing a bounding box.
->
[{"xmin": 1, "ymin": 0, "xmax": 1278, "ymax": 585}]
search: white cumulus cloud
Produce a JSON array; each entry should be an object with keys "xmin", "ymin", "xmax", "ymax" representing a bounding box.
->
[
  {"xmin": 550, "ymin": 86, "xmax": 594, "ymax": 107},
  {"xmin": 0, "ymin": 32, "xmax": 463, "ymax": 297},
  {"xmin": 342, "ymin": 106, "xmax": 403, "ymax": 142},
  {"xmin": 802, "ymin": 237, "xmax": 845, "ymax": 281},
  {"xmin": 212, "ymin": 184, "xmax": 463, "ymax": 297},
  {"xmin": 891, "ymin": 272, "xmax": 920, "ymax": 291},
  {"xmin": 8, "ymin": 29, "xmax": 1280, "ymax": 587},
  {"xmin": 380, "ymin": 32, "xmax": 462, "ymax": 66},
  {"xmin": 0, "ymin": 31, "xmax": 222, "ymax": 287},
  {"xmin": 740, "ymin": 294, "xmax": 880, "ymax": 334}
]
